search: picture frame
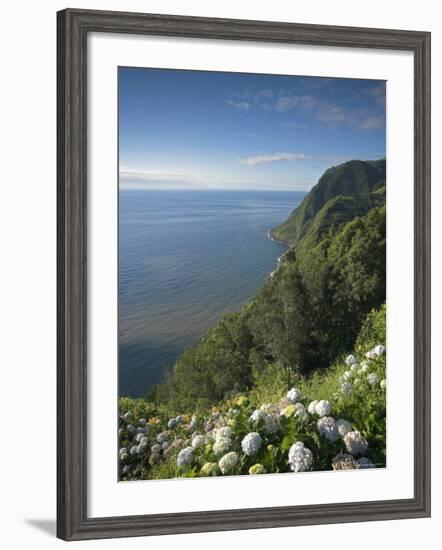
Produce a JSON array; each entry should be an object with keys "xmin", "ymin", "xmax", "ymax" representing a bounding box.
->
[{"xmin": 57, "ymin": 8, "xmax": 431, "ymax": 541}]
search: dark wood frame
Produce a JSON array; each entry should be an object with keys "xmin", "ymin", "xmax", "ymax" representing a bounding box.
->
[{"xmin": 57, "ymin": 8, "xmax": 431, "ymax": 541}]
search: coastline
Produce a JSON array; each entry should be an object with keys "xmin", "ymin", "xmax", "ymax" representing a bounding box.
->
[{"xmin": 267, "ymin": 229, "xmax": 289, "ymax": 278}]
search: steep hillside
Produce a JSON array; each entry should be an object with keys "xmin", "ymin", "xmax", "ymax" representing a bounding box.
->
[{"xmin": 270, "ymin": 159, "xmax": 386, "ymax": 250}]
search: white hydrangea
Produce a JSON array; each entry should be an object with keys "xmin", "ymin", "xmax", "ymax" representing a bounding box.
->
[
  {"xmin": 360, "ymin": 363, "xmax": 370, "ymax": 374},
  {"xmin": 216, "ymin": 426, "xmax": 233, "ymax": 440},
  {"xmin": 250, "ymin": 409, "xmax": 266, "ymax": 424},
  {"xmin": 288, "ymin": 442, "xmax": 313, "ymax": 472},
  {"xmin": 130, "ymin": 445, "xmax": 138, "ymax": 456},
  {"xmin": 156, "ymin": 431, "xmax": 169, "ymax": 444},
  {"xmin": 344, "ymin": 431, "xmax": 369, "ymax": 455},
  {"xmin": 315, "ymin": 400, "xmax": 332, "ymax": 417},
  {"xmin": 138, "ymin": 418, "xmax": 147, "ymax": 425},
  {"xmin": 286, "ymin": 387, "xmax": 302, "ymax": 404},
  {"xmin": 167, "ymin": 418, "xmax": 177, "ymax": 429},
  {"xmin": 350, "ymin": 363, "xmax": 361, "ymax": 372},
  {"xmin": 126, "ymin": 424, "xmax": 135, "ymax": 433},
  {"xmin": 356, "ymin": 457, "xmax": 375, "ymax": 469},
  {"xmin": 189, "ymin": 416, "xmax": 198, "ymax": 431},
  {"xmin": 341, "ymin": 370, "xmax": 353, "ymax": 382},
  {"xmin": 263, "ymin": 414, "xmax": 280, "ymax": 434},
  {"xmin": 294, "ymin": 402, "xmax": 308, "ymax": 420},
  {"xmin": 307, "ymin": 400, "xmax": 319, "ymax": 415},
  {"xmin": 317, "ymin": 416, "xmax": 339, "ymax": 442},
  {"xmin": 150, "ymin": 443, "xmax": 161, "ymax": 454},
  {"xmin": 260, "ymin": 403, "xmax": 279, "ymax": 415},
  {"xmin": 345, "ymin": 354, "xmax": 357, "ymax": 366},
  {"xmin": 365, "ymin": 350, "xmax": 377, "ymax": 360},
  {"xmin": 175, "ymin": 415, "xmax": 184, "ymax": 424},
  {"xmin": 135, "ymin": 432, "xmax": 146, "ymax": 443},
  {"xmin": 213, "ymin": 437, "xmax": 232, "ymax": 456},
  {"xmin": 373, "ymin": 344, "xmax": 385, "ymax": 356},
  {"xmin": 176, "ymin": 446, "xmax": 194, "ymax": 468},
  {"xmin": 367, "ymin": 373, "xmax": 379, "ymax": 386},
  {"xmin": 380, "ymin": 379, "xmax": 387, "ymax": 390},
  {"xmin": 123, "ymin": 411, "xmax": 132, "ymax": 421},
  {"xmin": 336, "ymin": 418, "xmax": 353, "ymax": 437},
  {"xmin": 219, "ymin": 451, "xmax": 238, "ymax": 474},
  {"xmin": 241, "ymin": 432, "xmax": 263, "ymax": 456},
  {"xmin": 191, "ymin": 434, "xmax": 206, "ymax": 448},
  {"xmin": 341, "ymin": 381, "xmax": 353, "ymax": 395}
]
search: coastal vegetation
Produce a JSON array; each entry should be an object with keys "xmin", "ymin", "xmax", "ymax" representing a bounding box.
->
[{"xmin": 119, "ymin": 158, "xmax": 387, "ymax": 480}]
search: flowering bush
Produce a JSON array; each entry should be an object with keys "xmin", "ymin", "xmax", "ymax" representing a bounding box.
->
[{"xmin": 118, "ymin": 341, "xmax": 386, "ymax": 481}]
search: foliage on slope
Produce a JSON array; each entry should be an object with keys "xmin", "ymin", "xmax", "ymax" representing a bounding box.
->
[
  {"xmin": 119, "ymin": 306, "xmax": 386, "ymax": 480},
  {"xmin": 150, "ymin": 204, "xmax": 386, "ymax": 413}
]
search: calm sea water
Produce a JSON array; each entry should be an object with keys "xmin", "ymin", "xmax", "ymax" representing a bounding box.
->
[{"xmin": 119, "ymin": 190, "xmax": 305, "ymax": 397}]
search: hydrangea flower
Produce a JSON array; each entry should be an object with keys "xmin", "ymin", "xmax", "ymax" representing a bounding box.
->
[
  {"xmin": 332, "ymin": 453, "xmax": 357, "ymax": 470},
  {"xmin": 315, "ymin": 400, "xmax": 332, "ymax": 417},
  {"xmin": 260, "ymin": 403, "xmax": 279, "ymax": 415},
  {"xmin": 341, "ymin": 381, "xmax": 353, "ymax": 394},
  {"xmin": 191, "ymin": 434, "xmax": 206, "ymax": 449},
  {"xmin": 213, "ymin": 437, "xmax": 232, "ymax": 456},
  {"xmin": 336, "ymin": 418, "xmax": 352, "ymax": 437},
  {"xmin": 167, "ymin": 418, "xmax": 177, "ymax": 429},
  {"xmin": 317, "ymin": 416, "xmax": 339, "ymax": 442},
  {"xmin": 286, "ymin": 387, "xmax": 302, "ymax": 404},
  {"xmin": 119, "ymin": 451, "xmax": 128, "ymax": 462},
  {"xmin": 176, "ymin": 446, "xmax": 194, "ymax": 469},
  {"xmin": 345, "ymin": 354, "xmax": 357, "ymax": 366},
  {"xmin": 189, "ymin": 416, "xmax": 198, "ymax": 431},
  {"xmin": 135, "ymin": 432, "xmax": 146, "ymax": 443},
  {"xmin": 288, "ymin": 442, "xmax": 313, "ymax": 472},
  {"xmin": 360, "ymin": 364, "xmax": 370, "ymax": 374},
  {"xmin": 294, "ymin": 403, "xmax": 308, "ymax": 420},
  {"xmin": 175, "ymin": 415, "xmax": 184, "ymax": 424},
  {"xmin": 200, "ymin": 462, "xmax": 219, "ymax": 476},
  {"xmin": 123, "ymin": 411, "xmax": 132, "ymax": 421},
  {"xmin": 344, "ymin": 431, "xmax": 368, "ymax": 455},
  {"xmin": 219, "ymin": 451, "xmax": 238, "ymax": 474},
  {"xmin": 130, "ymin": 445, "xmax": 138, "ymax": 456},
  {"xmin": 356, "ymin": 457, "xmax": 375, "ymax": 468},
  {"xmin": 250, "ymin": 409, "xmax": 266, "ymax": 423},
  {"xmin": 241, "ymin": 432, "xmax": 262, "ymax": 456},
  {"xmin": 373, "ymin": 344, "xmax": 385, "ymax": 356},
  {"xmin": 281, "ymin": 404, "xmax": 297, "ymax": 418},
  {"xmin": 249, "ymin": 464, "xmax": 266, "ymax": 475},
  {"xmin": 126, "ymin": 424, "xmax": 135, "ymax": 433},
  {"xmin": 341, "ymin": 370, "xmax": 353, "ymax": 381},
  {"xmin": 150, "ymin": 443, "xmax": 161, "ymax": 454},
  {"xmin": 367, "ymin": 373, "xmax": 379, "ymax": 386},
  {"xmin": 216, "ymin": 426, "xmax": 233, "ymax": 440},
  {"xmin": 307, "ymin": 400, "xmax": 319, "ymax": 415},
  {"xmin": 365, "ymin": 350, "xmax": 377, "ymax": 360},
  {"xmin": 350, "ymin": 363, "xmax": 361, "ymax": 372},
  {"xmin": 138, "ymin": 418, "xmax": 147, "ymax": 425},
  {"xmin": 156, "ymin": 431, "xmax": 169, "ymax": 444}
]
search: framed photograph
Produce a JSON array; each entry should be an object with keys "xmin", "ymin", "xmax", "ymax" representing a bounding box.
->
[{"xmin": 57, "ymin": 8, "xmax": 431, "ymax": 541}]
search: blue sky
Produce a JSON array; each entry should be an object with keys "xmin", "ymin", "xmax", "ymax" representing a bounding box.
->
[{"xmin": 119, "ymin": 67, "xmax": 385, "ymax": 191}]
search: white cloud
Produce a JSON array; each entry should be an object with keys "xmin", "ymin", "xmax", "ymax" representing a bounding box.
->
[
  {"xmin": 255, "ymin": 88, "xmax": 274, "ymax": 99},
  {"xmin": 240, "ymin": 152, "xmax": 307, "ymax": 165},
  {"xmin": 357, "ymin": 115, "xmax": 384, "ymax": 130},
  {"xmin": 275, "ymin": 95, "xmax": 318, "ymax": 112},
  {"xmin": 227, "ymin": 100, "xmax": 251, "ymax": 111}
]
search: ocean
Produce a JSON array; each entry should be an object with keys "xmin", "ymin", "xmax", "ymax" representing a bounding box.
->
[{"xmin": 119, "ymin": 189, "xmax": 305, "ymax": 397}]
